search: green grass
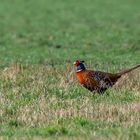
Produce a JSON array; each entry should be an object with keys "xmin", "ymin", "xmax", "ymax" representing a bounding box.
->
[{"xmin": 0, "ymin": 0, "xmax": 140, "ymax": 139}]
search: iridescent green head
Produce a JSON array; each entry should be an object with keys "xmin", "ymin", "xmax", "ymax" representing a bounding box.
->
[{"xmin": 74, "ymin": 60, "xmax": 86, "ymax": 72}]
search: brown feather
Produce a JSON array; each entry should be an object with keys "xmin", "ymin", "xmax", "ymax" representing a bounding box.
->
[
  {"xmin": 117, "ymin": 64, "xmax": 140, "ymax": 76},
  {"xmin": 74, "ymin": 60, "xmax": 140, "ymax": 93}
]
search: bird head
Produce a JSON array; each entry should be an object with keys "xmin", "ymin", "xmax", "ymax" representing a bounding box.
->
[
  {"xmin": 74, "ymin": 60, "xmax": 85, "ymax": 72},
  {"xmin": 73, "ymin": 60, "xmax": 84, "ymax": 66}
]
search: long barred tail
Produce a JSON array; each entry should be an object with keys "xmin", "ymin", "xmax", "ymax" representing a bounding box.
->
[{"xmin": 117, "ymin": 64, "xmax": 140, "ymax": 76}]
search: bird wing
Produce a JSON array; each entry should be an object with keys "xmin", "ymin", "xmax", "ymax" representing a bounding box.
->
[
  {"xmin": 90, "ymin": 70, "xmax": 117, "ymax": 87},
  {"xmin": 90, "ymin": 71, "xmax": 108, "ymax": 81}
]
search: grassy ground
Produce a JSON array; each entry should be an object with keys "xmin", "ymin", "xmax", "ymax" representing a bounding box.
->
[{"xmin": 0, "ymin": 0, "xmax": 140, "ymax": 139}]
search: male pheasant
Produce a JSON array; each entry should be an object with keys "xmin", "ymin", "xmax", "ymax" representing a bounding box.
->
[{"xmin": 74, "ymin": 60, "xmax": 140, "ymax": 93}]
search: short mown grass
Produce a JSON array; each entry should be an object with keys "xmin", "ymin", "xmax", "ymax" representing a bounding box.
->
[{"xmin": 0, "ymin": 0, "xmax": 140, "ymax": 139}]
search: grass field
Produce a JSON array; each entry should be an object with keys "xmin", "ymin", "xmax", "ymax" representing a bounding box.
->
[{"xmin": 0, "ymin": 0, "xmax": 140, "ymax": 139}]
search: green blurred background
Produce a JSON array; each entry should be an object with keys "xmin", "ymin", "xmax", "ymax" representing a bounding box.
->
[{"xmin": 0, "ymin": 0, "xmax": 139, "ymax": 67}]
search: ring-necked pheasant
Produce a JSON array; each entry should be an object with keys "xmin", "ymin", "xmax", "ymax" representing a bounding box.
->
[{"xmin": 74, "ymin": 60, "xmax": 140, "ymax": 93}]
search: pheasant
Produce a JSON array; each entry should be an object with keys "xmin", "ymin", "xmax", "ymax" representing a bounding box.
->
[{"xmin": 74, "ymin": 60, "xmax": 140, "ymax": 93}]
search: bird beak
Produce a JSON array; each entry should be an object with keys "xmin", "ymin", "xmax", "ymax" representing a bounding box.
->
[{"xmin": 73, "ymin": 62, "xmax": 76, "ymax": 65}]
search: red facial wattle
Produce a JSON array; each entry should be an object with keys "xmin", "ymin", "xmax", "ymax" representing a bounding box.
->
[{"xmin": 74, "ymin": 60, "xmax": 80, "ymax": 66}]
